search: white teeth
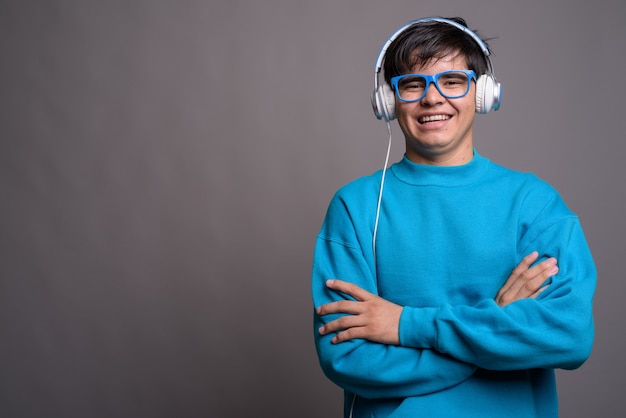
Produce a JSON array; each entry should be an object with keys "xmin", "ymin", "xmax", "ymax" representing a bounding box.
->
[{"xmin": 419, "ymin": 114, "xmax": 451, "ymax": 123}]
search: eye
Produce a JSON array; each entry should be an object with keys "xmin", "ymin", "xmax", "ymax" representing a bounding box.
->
[
  {"xmin": 399, "ymin": 77, "xmax": 425, "ymax": 91},
  {"xmin": 438, "ymin": 73, "xmax": 469, "ymax": 90}
]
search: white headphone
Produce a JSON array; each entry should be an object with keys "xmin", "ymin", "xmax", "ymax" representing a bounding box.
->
[{"xmin": 371, "ymin": 17, "xmax": 502, "ymax": 121}]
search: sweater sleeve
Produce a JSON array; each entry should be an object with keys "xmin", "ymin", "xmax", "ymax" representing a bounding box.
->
[
  {"xmin": 399, "ymin": 192, "xmax": 596, "ymax": 371},
  {"xmin": 312, "ymin": 195, "xmax": 477, "ymax": 399}
]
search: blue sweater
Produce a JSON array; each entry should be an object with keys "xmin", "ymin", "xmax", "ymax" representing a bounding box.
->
[{"xmin": 312, "ymin": 152, "xmax": 595, "ymax": 418}]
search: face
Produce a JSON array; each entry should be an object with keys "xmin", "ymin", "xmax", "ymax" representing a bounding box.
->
[{"xmin": 395, "ymin": 52, "xmax": 476, "ymax": 166}]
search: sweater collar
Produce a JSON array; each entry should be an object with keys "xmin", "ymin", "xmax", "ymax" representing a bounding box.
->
[{"xmin": 390, "ymin": 150, "xmax": 489, "ymax": 187}]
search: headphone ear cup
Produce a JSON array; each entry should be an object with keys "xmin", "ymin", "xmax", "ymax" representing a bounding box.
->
[
  {"xmin": 382, "ymin": 83, "xmax": 396, "ymax": 120},
  {"xmin": 475, "ymin": 74, "xmax": 501, "ymax": 114},
  {"xmin": 372, "ymin": 83, "xmax": 397, "ymax": 121}
]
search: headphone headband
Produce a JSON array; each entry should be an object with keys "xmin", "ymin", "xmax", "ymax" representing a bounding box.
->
[{"xmin": 374, "ymin": 17, "xmax": 490, "ymax": 80}]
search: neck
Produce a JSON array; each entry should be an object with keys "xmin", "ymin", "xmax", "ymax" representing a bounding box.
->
[{"xmin": 405, "ymin": 142, "xmax": 474, "ymax": 166}]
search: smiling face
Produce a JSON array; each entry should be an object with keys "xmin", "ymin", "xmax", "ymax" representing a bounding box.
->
[{"xmin": 395, "ymin": 52, "xmax": 476, "ymax": 166}]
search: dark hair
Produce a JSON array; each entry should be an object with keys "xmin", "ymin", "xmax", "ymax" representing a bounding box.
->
[{"xmin": 383, "ymin": 17, "xmax": 491, "ymax": 85}]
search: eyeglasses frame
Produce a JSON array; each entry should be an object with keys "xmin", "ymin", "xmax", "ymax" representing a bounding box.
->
[{"xmin": 390, "ymin": 70, "xmax": 477, "ymax": 103}]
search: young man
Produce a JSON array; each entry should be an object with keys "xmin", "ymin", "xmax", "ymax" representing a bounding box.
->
[{"xmin": 312, "ymin": 17, "xmax": 595, "ymax": 417}]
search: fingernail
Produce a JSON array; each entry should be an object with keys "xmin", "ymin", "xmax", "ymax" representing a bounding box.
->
[
  {"xmin": 326, "ymin": 279, "xmax": 334, "ymax": 287},
  {"xmin": 550, "ymin": 266, "xmax": 559, "ymax": 275},
  {"xmin": 318, "ymin": 325, "xmax": 325, "ymax": 334}
]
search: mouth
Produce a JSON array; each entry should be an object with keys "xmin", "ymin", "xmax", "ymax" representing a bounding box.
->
[{"xmin": 418, "ymin": 114, "xmax": 451, "ymax": 124}]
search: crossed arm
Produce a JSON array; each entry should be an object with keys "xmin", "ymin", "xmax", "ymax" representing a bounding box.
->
[{"xmin": 317, "ymin": 251, "xmax": 558, "ymax": 345}]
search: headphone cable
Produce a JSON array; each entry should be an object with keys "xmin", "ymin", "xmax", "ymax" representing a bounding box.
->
[{"xmin": 372, "ymin": 120, "xmax": 392, "ymax": 260}]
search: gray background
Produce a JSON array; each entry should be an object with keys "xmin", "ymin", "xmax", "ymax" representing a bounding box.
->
[{"xmin": 0, "ymin": 0, "xmax": 624, "ymax": 417}]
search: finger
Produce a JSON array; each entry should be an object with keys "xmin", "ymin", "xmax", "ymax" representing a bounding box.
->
[
  {"xmin": 331, "ymin": 326, "xmax": 367, "ymax": 344},
  {"xmin": 316, "ymin": 300, "xmax": 362, "ymax": 316},
  {"xmin": 527, "ymin": 257, "xmax": 558, "ymax": 278},
  {"xmin": 319, "ymin": 314, "xmax": 364, "ymax": 336},
  {"xmin": 498, "ymin": 263, "xmax": 558, "ymax": 306},
  {"xmin": 325, "ymin": 279, "xmax": 374, "ymax": 302},
  {"xmin": 499, "ymin": 252, "xmax": 539, "ymax": 293},
  {"xmin": 514, "ymin": 251, "xmax": 540, "ymax": 274},
  {"xmin": 514, "ymin": 258, "xmax": 557, "ymax": 295},
  {"xmin": 525, "ymin": 264, "xmax": 558, "ymax": 294},
  {"xmin": 529, "ymin": 284, "xmax": 551, "ymax": 299},
  {"xmin": 507, "ymin": 257, "xmax": 557, "ymax": 296}
]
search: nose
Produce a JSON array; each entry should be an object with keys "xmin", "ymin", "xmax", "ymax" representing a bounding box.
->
[{"xmin": 421, "ymin": 81, "xmax": 445, "ymax": 106}]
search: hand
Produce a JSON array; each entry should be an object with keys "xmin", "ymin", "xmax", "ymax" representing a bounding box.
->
[
  {"xmin": 316, "ymin": 279, "xmax": 403, "ymax": 345},
  {"xmin": 496, "ymin": 252, "xmax": 559, "ymax": 307}
]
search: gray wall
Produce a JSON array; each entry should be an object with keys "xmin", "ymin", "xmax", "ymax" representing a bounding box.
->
[{"xmin": 1, "ymin": 1, "xmax": 624, "ymax": 417}]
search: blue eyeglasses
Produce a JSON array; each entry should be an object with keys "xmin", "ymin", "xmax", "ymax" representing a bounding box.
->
[{"xmin": 390, "ymin": 70, "xmax": 477, "ymax": 102}]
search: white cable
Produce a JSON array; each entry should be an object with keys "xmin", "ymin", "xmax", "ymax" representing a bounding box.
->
[
  {"xmin": 372, "ymin": 121, "xmax": 392, "ymax": 260},
  {"xmin": 348, "ymin": 393, "xmax": 357, "ymax": 418}
]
